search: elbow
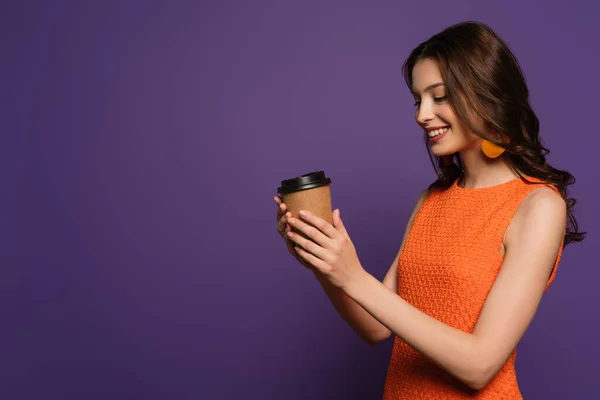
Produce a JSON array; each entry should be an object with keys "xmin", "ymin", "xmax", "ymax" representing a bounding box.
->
[
  {"xmin": 464, "ymin": 360, "xmax": 499, "ymax": 391},
  {"xmin": 363, "ymin": 329, "xmax": 392, "ymax": 347},
  {"xmin": 466, "ymin": 377, "xmax": 488, "ymax": 392},
  {"xmin": 365, "ymin": 337, "xmax": 383, "ymax": 347}
]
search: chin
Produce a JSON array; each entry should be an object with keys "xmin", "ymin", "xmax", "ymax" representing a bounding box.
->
[{"xmin": 430, "ymin": 148, "xmax": 454, "ymax": 158}]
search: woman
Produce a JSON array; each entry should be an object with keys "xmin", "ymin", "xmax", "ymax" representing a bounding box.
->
[{"xmin": 273, "ymin": 21, "xmax": 585, "ymax": 398}]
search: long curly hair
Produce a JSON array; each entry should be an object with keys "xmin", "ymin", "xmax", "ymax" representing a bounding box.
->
[{"xmin": 403, "ymin": 21, "xmax": 585, "ymax": 246}]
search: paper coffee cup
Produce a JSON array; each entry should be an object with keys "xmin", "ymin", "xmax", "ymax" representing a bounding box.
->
[{"xmin": 277, "ymin": 171, "xmax": 333, "ymax": 236}]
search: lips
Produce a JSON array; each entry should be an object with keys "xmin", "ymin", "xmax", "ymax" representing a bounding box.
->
[
  {"xmin": 426, "ymin": 126, "xmax": 449, "ymax": 138},
  {"xmin": 427, "ymin": 127, "xmax": 450, "ymax": 142}
]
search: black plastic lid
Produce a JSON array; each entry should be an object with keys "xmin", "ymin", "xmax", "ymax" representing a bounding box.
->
[{"xmin": 277, "ymin": 171, "xmax": 332, "ymax": 195}]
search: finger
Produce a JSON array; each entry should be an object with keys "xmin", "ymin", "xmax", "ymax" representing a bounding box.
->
[
  {"xmin": 297, "ymin": 210, "xmax": 340, "ymax": 240},
  {"xmin": 277, "ymin": 213, "xmax": 290, "ymax": 232},
  {"xmin": 276, "ymin": 202, "xmax": 287, "ymax": 221},
  {"xmin": 284, "ymin": 233, "xmax": 295, "ymax": 251},
  {"xmin": 333, "ymin": 209, "xmax": 350, "ymax": 239},
  {"xmin": 287, "ymin": 216, "xmax": 331, "ymax": 248},
  {"xmin": 294, "ymin": 246, "xmax": 328, "ymax": 272},
  {"xmin": 278, "ymin": 202, "xmax": 287, "ymax": 215},
  {"xmin": 276, "ymin": 197, "xmax": 287, "ymax": 213},
  {"xmin": 286, "ymin": 230, "xmax": 332, "ymax": 263},
  {"xmin": 277, "ymin": 212, "xmax": 292, "ymax": 233}
]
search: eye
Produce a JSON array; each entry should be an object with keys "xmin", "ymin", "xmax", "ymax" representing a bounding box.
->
[
  {"xmin": 413, "ymin": 100, "xmax": 421, "ymax": 107},
  {"xmin": 434, "ymin": 96, "xmax": 448, "ymax": 103}
]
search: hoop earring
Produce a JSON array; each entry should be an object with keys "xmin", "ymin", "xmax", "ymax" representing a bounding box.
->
[{"xmin": 481, "ymin": 139, "xmax": 508, "ymax": 158}]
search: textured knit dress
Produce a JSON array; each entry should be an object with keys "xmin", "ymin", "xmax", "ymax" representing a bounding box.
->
[{"xmin": 382, "ymin": 176, "xmax": 565, "ymax": 399}]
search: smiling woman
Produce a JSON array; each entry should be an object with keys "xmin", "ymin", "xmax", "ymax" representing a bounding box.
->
[{"xmin": 273, "ymin": 21, "xmax": 586, "ymax": 399}]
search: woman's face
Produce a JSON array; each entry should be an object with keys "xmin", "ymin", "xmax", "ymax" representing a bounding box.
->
[{"xmin": 411, "ymin": 58, "xmax": 479, "ymax": 157}]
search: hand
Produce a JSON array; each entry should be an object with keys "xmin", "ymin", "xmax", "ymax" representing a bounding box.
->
[
  {"xmin": 274, "ymin": 196, "xmax": 312, "ymax": 269},
  {"xmin": 285, "ymin": 208, "xmax": 367, "ymax": 290}
]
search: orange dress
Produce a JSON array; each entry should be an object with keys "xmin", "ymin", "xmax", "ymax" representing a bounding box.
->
[{"xmin": 383, "ymin": 176, "xmax": 564, "ymax": 399}]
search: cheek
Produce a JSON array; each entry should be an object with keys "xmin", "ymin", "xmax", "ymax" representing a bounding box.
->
[{"xmin": 438, "ymin": 105, "xmax": 457, "ymax": 123}]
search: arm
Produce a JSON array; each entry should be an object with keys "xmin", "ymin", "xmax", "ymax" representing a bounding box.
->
[
  {"xmin": 342, "ymin": 186, "xmax": 566, "ymax": 389},
  {"xmin": 313, "ymin": 189, "xmax": 429, "ymax": 346}
]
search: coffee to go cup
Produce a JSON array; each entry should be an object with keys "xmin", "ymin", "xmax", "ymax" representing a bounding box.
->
[{"xmin": 277, "ymin": 171, "xmax": 333, "ymax": 236}]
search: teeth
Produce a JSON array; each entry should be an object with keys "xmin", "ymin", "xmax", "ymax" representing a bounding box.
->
[{"xmin": 428, "ymin": 127, "xmax": 449, "ymax": 138}]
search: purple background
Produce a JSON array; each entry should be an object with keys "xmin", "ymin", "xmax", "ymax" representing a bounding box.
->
[{"xmin": 2, "ymin": 1, "xmax": 598, "ymax": 399}]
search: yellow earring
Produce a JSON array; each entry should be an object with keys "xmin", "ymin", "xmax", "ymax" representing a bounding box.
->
[{"xmin": 481, "ymin": 138, "xmax": 509, "ymax": 158}]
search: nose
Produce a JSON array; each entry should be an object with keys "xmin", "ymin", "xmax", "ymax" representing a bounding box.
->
[{"xmin": 416, "ymin": 101, "xmax": 434, "ymax": 125}]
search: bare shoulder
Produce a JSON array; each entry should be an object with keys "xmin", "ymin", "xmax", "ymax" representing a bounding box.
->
[
  {"xmin": 380, "ymin": 186, "xmax": 431, "ymax": 298},
  {"xmin": 408, "ymin": 187, "xmax": 430, "ymax": 221},
  {"xmin": 416, "ymin": 187, "xmax": 430, "ymax": 206},
  {"xmin": 505, "ymin": 185, "xmax": 566, "ymax": 248},
  {"xmin": 404, "ymin": 187, "xmax": 430, "ymax": 239},
  {"xmin": 403, "ymin": 187, "xmax": 430, "ymax": 247},
  {"xmin": 519, "ymin": 185, "xmax": 566, "ymax": 219}
]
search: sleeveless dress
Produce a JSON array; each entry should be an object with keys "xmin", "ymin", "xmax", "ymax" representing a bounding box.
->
[{"xmin": 382, "ymin": 176, "xmax": 565, "ymax": 399}]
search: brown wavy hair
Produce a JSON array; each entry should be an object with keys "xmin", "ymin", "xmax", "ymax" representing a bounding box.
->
[{"xmin": 403, "ymin": 21, "xmax": 585, "ymax": 246}]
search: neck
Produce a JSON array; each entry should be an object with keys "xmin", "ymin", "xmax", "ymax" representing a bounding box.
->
[{"xmin": 457, "ymin": 148, "xmax": 518, "ymax": 189}]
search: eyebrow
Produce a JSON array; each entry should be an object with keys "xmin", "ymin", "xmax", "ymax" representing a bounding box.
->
[{"xmin": 411, "ymin": 82, "xmax": 445, "ymax": 95}]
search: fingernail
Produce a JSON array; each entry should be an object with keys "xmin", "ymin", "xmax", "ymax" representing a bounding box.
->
[{"xmin": 299, "ymin": 210, "xmax": 307, "ymax": 217}]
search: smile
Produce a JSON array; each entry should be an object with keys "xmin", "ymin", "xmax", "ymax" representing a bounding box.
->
[
  {"xmin": 427, "ymin": 127, "xmax": 449, "ymax": 138},
  {"xmin": 427, "ymin": 126, "xmax": 450, "ymax": 143}
]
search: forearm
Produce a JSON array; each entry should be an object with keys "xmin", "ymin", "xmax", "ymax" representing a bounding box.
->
[
  {"xmin": 344, "ymin": 272, "xmax": 489, "ymax": 389},
  {"xmin": 313, "ymin": 270, "xmax": 391, "ymax": 345}
]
